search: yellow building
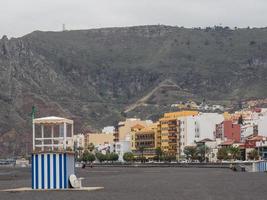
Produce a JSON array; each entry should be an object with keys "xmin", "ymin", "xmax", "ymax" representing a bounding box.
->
[
  {"xmin": 114, "ymin": 118, "xmax": 153, "ymax": 142},
  {"xmin": 84, "ymin": 133, "xmax": 114, "ymax": 148},
  {"xmin": 158, "ymin": 111, "xmax": 198, "ymax": 158},
  {"xmin": 131, "ymin": 123, "xmax": 158, "ymax": 159}
]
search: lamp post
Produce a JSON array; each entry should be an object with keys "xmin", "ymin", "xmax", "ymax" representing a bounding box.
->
[
  {"xmin": 262, "ymin": 137, "xmax": 266, "ymax": 160},
  {"xmin": 204, "ymin": 144, "xmax": 207, "ymax": 163}
]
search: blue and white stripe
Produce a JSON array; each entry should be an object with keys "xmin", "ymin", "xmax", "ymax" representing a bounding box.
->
[
  {"xmin": 257, "ymin": 161, "xmax": 267, "ymax": 172},
  {"xmin": 32, "ymin": 153, "xmax": 74, "ymax": 189}
]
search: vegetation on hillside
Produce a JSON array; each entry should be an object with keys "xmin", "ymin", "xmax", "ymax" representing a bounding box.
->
[{"xmin": 1, "ymin": 25, "xmax": 267, "ymax": 156}]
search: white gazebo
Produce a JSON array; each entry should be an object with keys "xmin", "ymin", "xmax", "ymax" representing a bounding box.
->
[{"xmin": 32, "ymin": 116, "xmax": 74, "ymax": 152}]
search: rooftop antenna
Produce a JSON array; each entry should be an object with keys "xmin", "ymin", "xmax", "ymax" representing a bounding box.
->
[{"xmin": 62, "ymin": 24, "xmax": 66, "ymax": 31}]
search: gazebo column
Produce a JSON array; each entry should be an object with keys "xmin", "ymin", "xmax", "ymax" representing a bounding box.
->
[
  {"xmin": 32, "ymin": 123, "xmax": 35, "ymax": 151},
  {"xmin": 51, "ymin": 125, "xmax": 54, "ymax": 151},
  {"xmin": 71, "ymin": 123, "xmax": 74, "ymax": 150},
  {"xmin": 41, "ymin": 124, "xmax": 44, "ymax": 151},
  {"xmin": 63, "ymin": 122, "xmax": 67, "ymax": 149},
  {"xmin": 71, "ymin": 123, "xmax": 74, "ymax": 138}
]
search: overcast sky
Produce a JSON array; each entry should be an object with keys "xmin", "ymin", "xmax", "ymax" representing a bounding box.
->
[{"xmin": 1, "ymin": 0, "xmax": 266, "ymax": 38}]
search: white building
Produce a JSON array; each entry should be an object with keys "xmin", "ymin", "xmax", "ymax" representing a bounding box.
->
[
  {"xmin": 73, "ymin": 134, "xmax": 85, "ymax": 149},
  {"xmin": 258, "ymin": 115, "xmax": 267, "ymax": 136},
  {"xmin": 16, "ymin": 158, "xmax": 30, "ymax": 167},
  {"xmin": 197, "ymin": 138, "xmax": 223, "ymax": 163},
  {"xmin": 179, "ymin": 113, "xmax": 224, "ymax": 156},
  {"xmin": 240, "ymin": 110, "xmax": 267, "ymax": 139},
  {"xmin": 102, "ymin": 126, "xmax": 115, "ymax": 134},
  {"xmin": 114, "ymin": 135, "xmax": 131, "ymax": 162}
]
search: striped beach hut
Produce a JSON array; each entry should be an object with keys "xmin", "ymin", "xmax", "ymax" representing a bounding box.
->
[
  {"xmin": 256, "ymin": 161, "xmax": 267, "ymax": 172},
  {"xmin": 32, "ymin": 152, "xmax": 74, "ymax": 189},
  {"xmin": 32, "ymin": 117, "xmax": 75, "ymax": 190}
]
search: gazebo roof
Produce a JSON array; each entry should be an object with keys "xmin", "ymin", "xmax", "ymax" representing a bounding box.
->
[{"xmin": 33, "ymin": 116, "xmax": 73, "ymax": 124}]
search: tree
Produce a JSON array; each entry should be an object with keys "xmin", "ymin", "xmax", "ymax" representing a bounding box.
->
[
  {"xmin": 87, "ymin": 143, "xmax": 95, "ymax": 152},
  {"xmin": 229, "ymin": 146, "xmax": 241, "ymax": 160},
  {"xmin": 217, "ymin": 148, "xmax": 229, "ymax": 161},
  {"xmin": 184, "ymin": 146, "xmax": 198, "ymax": 161},
  {"xmin": 95, "ymin": 152, "xmax": 106, "ymax": 163},
  {"xmin": 196, "ymin": 145, "xmax": 209, "ymax": 162},
  {"xmin": 138, "ymin": 146, "xmax": 145, "ymax": 162},
  {"xmin": 123, "ymin": 152, "xmax": 134, "ymax": 162},
  {"xmin": 248, "ymin": 149, "xmax": 259, "ymax": 160},
  {"xmin": 105, "ymin": 152, "xmax": 119, "ymax": 163},
  {"xmin": 82, "ymin": 150, "xmax": 95, "ymax": 163},
  {"xmin": 76, "ymin": 147, "xmax": 84, "ymax": 159},
  {"xmin": 155, "ymin": 147, "xmax": 163, "ymax": 161},
  {"xmin": 163, "ymin": 155, "xmax": 176, "ymax": 162},
  {"xmin": 109, "ymin": 152, "xmax": 119, "ymax": 162}
]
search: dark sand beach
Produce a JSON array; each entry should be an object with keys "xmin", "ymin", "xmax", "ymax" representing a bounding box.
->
[{"xmin": 0, "ymin": 167, "xmax": 266, "ymax": 200}]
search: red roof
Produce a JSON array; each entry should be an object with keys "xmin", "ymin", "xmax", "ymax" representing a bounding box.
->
[
  {"xmin": 246, "ymin": 135, "xmax": 265, "ymax": 141},
  {"xmin": 131, "ymin": 124, "xmax": 145, "ymax": 130},
  {"xmin": 220, "ymin": 139, "xmax": 235, "ymax": 146},
  {"xmin": 197, "ymin": 138, "xmax": 214, "ymax": 143}
]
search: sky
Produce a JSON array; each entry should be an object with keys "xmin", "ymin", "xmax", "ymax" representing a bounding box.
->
[{"xmin": 0, "ymin": 0, "xmax": 266, "ymax": 38}]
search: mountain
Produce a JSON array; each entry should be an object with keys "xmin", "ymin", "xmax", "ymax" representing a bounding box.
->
[{"xmin": 1, "ymin": 25, "xmax": 267, "ymax": 156}]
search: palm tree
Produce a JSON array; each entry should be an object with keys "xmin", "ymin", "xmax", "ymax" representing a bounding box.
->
[
  {"xmin": 229, "ymin": 146, "xmax": 241, "ymax": 160},
  {"xmin": 184, "ymin": 146, "xmax": 198, "ymax": 161},
  {"xmin": 197, "ymin": 145, "xmax": 210, "ymax": 162},
  {"xmin": 139, "ymin": 146, "xmax": 145, "ymax": 163},
  {"xmin": 155, "ymin": 147, "xmax": 163, "ymax": 161},
  {"xmin": 248, "ymin": 149, "xmax": 259, "ymax": 160},
  {"xmin": 217, "ymin": 148, "xmax": 229, "ymax": 161}
]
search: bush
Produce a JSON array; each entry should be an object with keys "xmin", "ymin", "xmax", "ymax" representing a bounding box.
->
[
  {"xmin": 217, "ymin": 147, "xmax": 241, "ymax": 161},
  {"xmin": 123, "ymin": 152, "xmax": 134, "ymax": 162},
  {"xmin": 82, "ymin": 150, "xmax": 95, "ymax": 163},
  {"xmin": 95, "ymin": 152, "xmax": 106, "ymax": 163},
  {"xmin": 108, "ymin": 152, "xmax": 119, "ymax": 162}
]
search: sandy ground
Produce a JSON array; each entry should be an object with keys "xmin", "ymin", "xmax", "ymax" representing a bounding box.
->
[{"xmin": 0, "ymin": 167, "xmax": 267, "ymax": 200}]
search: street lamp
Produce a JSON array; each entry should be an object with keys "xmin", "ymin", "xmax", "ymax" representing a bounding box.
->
[{"xmin": 262, "ymin": 137, "xmax": 266, "ymax": 160}]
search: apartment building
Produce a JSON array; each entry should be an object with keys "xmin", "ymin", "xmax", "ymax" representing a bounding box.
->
[
  {"xmin": 179, "ymin": 113, "xmax": 223, "ymax": 157},
  {"xmin": 131, "ymin": 123, "xmax": 158, "ymax": 159},
  {"xmin": 158, "ymin": 111, "xmax": 198, "ymax": 158},
  {"xmin": 113, "ymin": 118, "xmax": 153, "ymax": 161},
  {"xmin": 113, "ymin": 118, "xmax": 153, "ymax": 142},
  {"xmin": 215, "ymin": 120, "xmax": 241, "ymax": 142}
]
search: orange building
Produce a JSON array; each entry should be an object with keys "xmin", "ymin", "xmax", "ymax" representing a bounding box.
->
[
  {"xmin": 114, "ymin": 118, "xmax": 153, "ymax": 142},
  {"xmin": 158, "ymin": 111, "xmax": 198, "ymax": 158}
]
